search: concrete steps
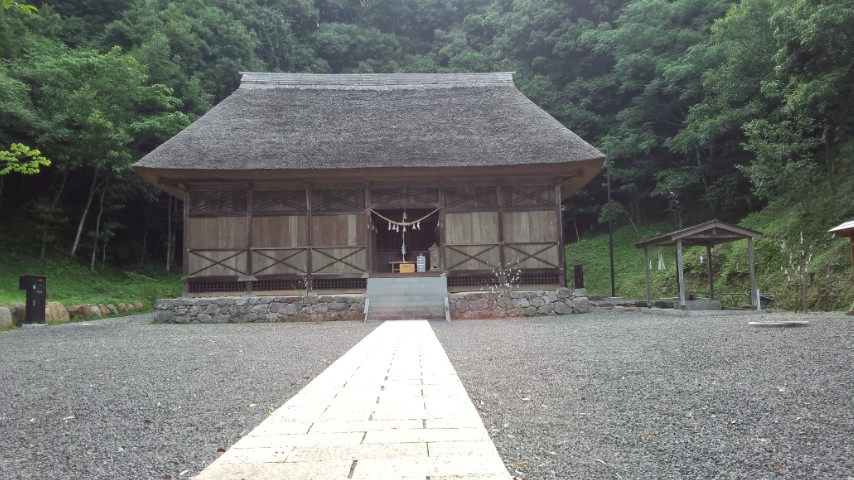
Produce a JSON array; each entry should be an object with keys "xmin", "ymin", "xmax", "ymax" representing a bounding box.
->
[{"xmin": 365, "ymin": 277, "xmax": 449, "ymax": 322}]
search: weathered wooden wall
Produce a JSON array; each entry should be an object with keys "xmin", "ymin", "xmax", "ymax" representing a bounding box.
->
[{"xmin": 183, "ymin": 180, "xmax": 564, "ymax": 295}]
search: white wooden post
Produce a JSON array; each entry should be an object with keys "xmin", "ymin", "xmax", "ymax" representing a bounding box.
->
[
  {"xmin": 676, "ymin": 239, "xmax": 686, "ymax": 310},
  {"xmin": 643, "ymin": 247, "xmax": 651, "ymax": 307},
  {"xmin": 748, "ymin": 237, "xmax": 757, "ymax": 309}
]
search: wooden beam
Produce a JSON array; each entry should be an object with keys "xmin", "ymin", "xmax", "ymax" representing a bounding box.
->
[{"xmin": 676, "ymin": 239, "xmax": 686, "ymax": 310}]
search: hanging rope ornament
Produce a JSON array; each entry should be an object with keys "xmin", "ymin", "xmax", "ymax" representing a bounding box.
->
[
  {"xmin": 657, "ymin": 249, "xmax": 666, "ymax": 271},
  {"xmin": 370, "ymin": 208, "xmax": 439, "ymax": 262}
]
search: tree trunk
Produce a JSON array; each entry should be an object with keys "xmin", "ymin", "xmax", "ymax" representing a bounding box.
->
[
  {"xmin": 0, "ymin": 175, "xmax": 5, "ymax": 205},
  {"xmin": 90, "ymin": 187, "xmax": 107, "ymax": 271},
  {"xmin": 71, "ymin": 173, "xmax": 100, "ymax": 257},
  {"xmin": 52, "ymin": 171, "xmax": 69, "ymax": 208},
  {"xmin": 696, "ymin": 147, "xmax": 716, "ymax": 216}
]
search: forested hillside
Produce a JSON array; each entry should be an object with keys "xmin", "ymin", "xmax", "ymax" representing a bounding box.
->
[{"xmin": 0, "ymin": 0, "xmax": 851, "ymax": 308}]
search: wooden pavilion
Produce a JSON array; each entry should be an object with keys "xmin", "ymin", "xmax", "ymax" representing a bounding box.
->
[
  {"xmin": 635, "ymin": 220, "xmax": 764, "ymax": 310},
  {"xmin": 829, "ymin": 220, "xmax": 854, "ymax": 314},
  {"xmin": 133, "ymin": 72, "xmax": 605, "ymax": 296}
]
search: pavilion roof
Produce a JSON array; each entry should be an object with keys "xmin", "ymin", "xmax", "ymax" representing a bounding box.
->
[
  {"xmin": 634, "ymin": 219, "xmax": 764, "ymax": 249},
  {"xmin": 829, "ymin": 220, "xmax": 854, "ymax": 239}
]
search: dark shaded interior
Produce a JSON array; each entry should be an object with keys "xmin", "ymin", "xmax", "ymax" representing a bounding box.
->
[{"xmin": 371, "ymin": 209, "xmax": 439, "ymax": 273}]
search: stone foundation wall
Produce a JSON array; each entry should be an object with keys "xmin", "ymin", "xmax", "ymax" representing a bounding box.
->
[
  {"xmin": 449, "ymin": 288, "xmax": 590, "ymax": 319},
  {"xmin": 154, "ymin": 295, "xmax": 365, "ymax": 324},
  {"xmin": 154, "ymin": 289, "xmax": 590, "ymax": 323}
]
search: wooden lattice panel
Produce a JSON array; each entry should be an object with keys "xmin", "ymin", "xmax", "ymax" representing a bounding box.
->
[
  {"xmin": 188, "ymin": 190, "xmax": 247, "ymax": 215},
  {"xmin": 251, "ymin": 248, "xmax": 308, "ymax": 276},
  {"xmin": 502, "ymin": 185, "xmax": 556, "ymax": 207},
  {"xmin": 312, "ymin": 277, "xmax": 367, "ymax": 291},
  {"xmin": 312, "ymin": 247, "xmax": 367, "ymax": 274},
  {"xmin": 445, "ymin": 244, "xmax": 500, "ymax": 271},
  {"xmin": 187, "ymin": 250, "xmax": 248, "ymax": 277},
  {"xmin": 253, "ymin": 278, "xmax": 306, "ymax": 292},
  {"xmin": 504, "ymin": 243, "xmax": 560, "ymax": 269},
  {"xmin": 311, "ymin": 188, "xmax": 365, "ymax": 212},
  {"xmin": 443, "ymin": 186, "xmax": 498, "ymax": 209},
  {"xmin": 253, "ymin": 189, "xmax": 307, "ymax": 214},
  {"xmin": 187, "ymin": 280, "xmax": 246, "ymax": 294},
  {"xmin": 370, "ymin": 187, "xmax": 440, "ymax": 207}
]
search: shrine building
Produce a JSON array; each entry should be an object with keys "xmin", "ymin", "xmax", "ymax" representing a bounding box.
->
[{"xmin": 133, "ymin": 72, "xmax": 605, "ymax": 297}]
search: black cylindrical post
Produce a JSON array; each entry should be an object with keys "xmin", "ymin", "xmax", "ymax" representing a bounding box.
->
[
  {"xmin": 19, "ymin": 275, "xmax": 47, "ymax": 324},
  {"xmin": 573, "ymin": 264, "xmax": 584, "ymax": 289}
]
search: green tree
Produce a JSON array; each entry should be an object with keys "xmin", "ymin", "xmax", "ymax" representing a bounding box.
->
[{"xmin": 20, "ymin": 46, "xmax": 189, "ymax": 257}]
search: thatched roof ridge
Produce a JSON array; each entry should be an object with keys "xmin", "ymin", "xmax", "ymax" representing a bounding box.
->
[
  {"xmin": 134, "ymin": 72, "xmax": 604, "ymax": 174},
  {"xmin": 240, "ymin": 72, "xmax": 516, "ymax": 90}
]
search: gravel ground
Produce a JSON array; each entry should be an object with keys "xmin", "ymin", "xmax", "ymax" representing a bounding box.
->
[
  {"xmin": 0, "ymin": 315, "xmax": 377, "ymax": 480},
  {"xmin": 432, "ymin": 309, "xmax": 854, "ymax": 479}
]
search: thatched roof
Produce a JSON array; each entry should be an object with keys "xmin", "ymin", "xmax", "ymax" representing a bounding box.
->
[{"xmin": 134, "ymin": 72, "xmax": 604, "ymax": 183}]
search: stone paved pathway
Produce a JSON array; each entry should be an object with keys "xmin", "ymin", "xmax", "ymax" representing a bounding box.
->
[{"xmin": 195, "ymin": 320, "xmax": 511, "ymax": 480}]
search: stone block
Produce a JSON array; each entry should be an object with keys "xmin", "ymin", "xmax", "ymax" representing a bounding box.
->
[
  {"xmin": 203, "ymin": 304, "xmax": 219, "ymax": 315},
  {"xmin": 524, "ymin": 306, "xmax": 538, "ymax": 316},
  {"xmin": 197, "ymin": 313, "xmax": 212, "ymax": 323},
  {"xmin": 47, "ymin": 302, "xmax": 69, "ymax": 324},
  {"xmin": 0, "ymin": 307, "xmax": 12, "ymax": 328},
  {"xmin": 99, "ymin": 304, "xmax": 110, "ymax": 316},
  {"xmin": 553, "ymin": 302, "xmax": 571, "ymax": 315},
  {"xmin": 544, "ymin": 291, "xmax": 558, "ymax": 304},
  {"xmin": 107, "ymin": 304, "xmax": 118, "ymax": 315},
  {"xmin": 90, "ymin": 305, "xmax": 102, "ymax": 318},
  {"xmin": 212, "ymin": 314, "xmax": 231, "ymax": 323},
  {"xmin": 134, "ymin": 300, "xmax": 143, "ymax": 311},
  {"xmin": 155, "ymin": 310, "xmax": 174, "ymax": 323},
  {"xmin": 329, "ymin": 302, "xmax": 350, "ymax": 312},
  {"xmin": 530, "ymin": 297, "xmax": 546, "ymax": 308},
  {"xmin": 557, "ymin": 288, "xmax": 571, "ymax": 299}
]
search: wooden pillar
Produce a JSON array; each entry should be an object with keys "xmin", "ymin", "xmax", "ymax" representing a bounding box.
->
[
  {"xmin": 707, "ymin": 244, "xmax": 714, "ymax": 301},
  {"xmin": 365, "ymin": 183, "xmax": 373, "ymax": 275},
  {"xmin": 676, "ymin": 239, "xmax": 686, "ymax": 310},
  {"xmin": 245, "ymin": 188, "xmax": 254, "ymax": 295},
  {"xmin": 643, "ymin": 247, "xmax": 651, "ymax": 307},
  {"xmin": 748, "ymin": 237, "xmax": 757, "ymax": 309},
  {"xmin": 182, "ymin": 190, "xmax": 189, "ymax": 296},
  {"xmin": 497, "ymin": 183, "xmax": 506, "ymax": 268},
  {"xmin": 306, "ymin": 186, "xmax": 313, "ymax": 290},
  {"xmin": 556, "ymin": 183, "xmax": 567, "ymax": 287},
  {"xmin": 438, "ymin": 183, "xmax": 446, "ymax": 273}
]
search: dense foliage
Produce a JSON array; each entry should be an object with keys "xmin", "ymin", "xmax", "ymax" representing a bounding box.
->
[{"xmin": 0, "ymin": 0, "xmax": 851, "ymax": 277}]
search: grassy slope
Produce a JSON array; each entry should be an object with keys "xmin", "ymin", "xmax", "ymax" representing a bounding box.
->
[
  {"xmin": 0, "ymin": 252, "xmax": 182, "ymax": 310},
  {"xmin": 566, "ymin": 207, "xmax": 853, "ymax": 311}
]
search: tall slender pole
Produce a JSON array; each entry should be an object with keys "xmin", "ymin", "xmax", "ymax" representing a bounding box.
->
[{"xmin": 607, "ymin": 157, "xmax": 616, "ymax": 297}]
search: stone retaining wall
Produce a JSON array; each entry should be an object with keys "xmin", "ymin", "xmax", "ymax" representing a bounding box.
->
[
  {"xmin": 154, "ymin": 295, "xmax": 365, "ymax": 324},
  {"xmin": 154, "ymin": 289, "xmax": 590, "ymax": 323},
  {"xmin": 449, "ymin": 288, "xmax": 590, "ymax": 319}
]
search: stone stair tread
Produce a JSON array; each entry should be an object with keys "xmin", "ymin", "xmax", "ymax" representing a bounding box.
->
[{"xmin": 365, "ymin": 277, "xmax": 449, "ymax": 322}]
